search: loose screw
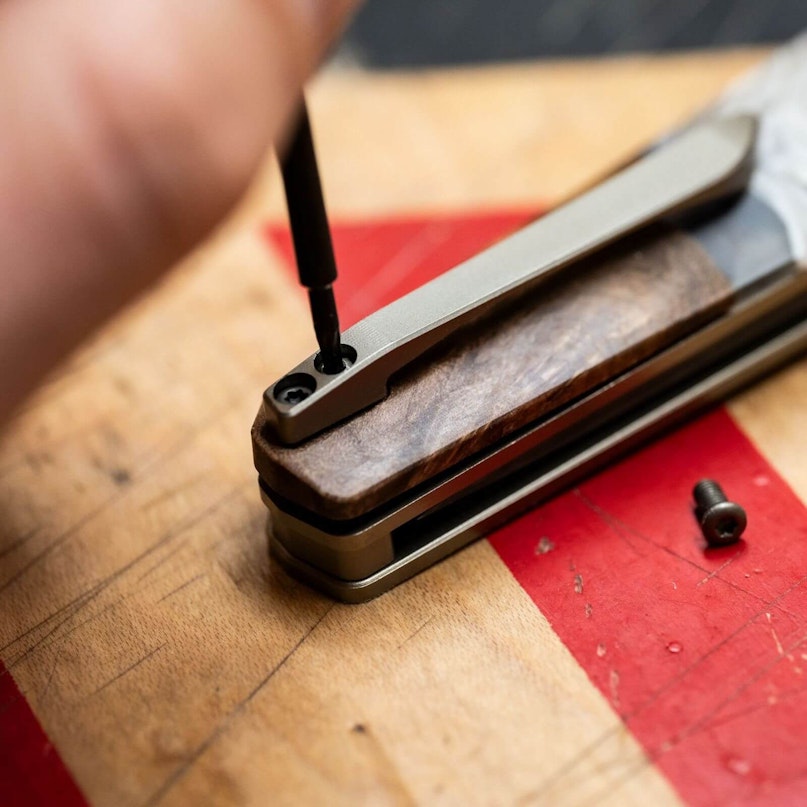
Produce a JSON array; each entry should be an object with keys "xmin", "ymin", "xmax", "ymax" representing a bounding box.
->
[{"xmin": 692, "ymin": 479, "xmax": 747, "ymax": 547}]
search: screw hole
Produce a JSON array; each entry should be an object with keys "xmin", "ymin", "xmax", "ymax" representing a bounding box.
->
[{"xmin": 314, "ymin": 344, "xmax": 357, "ymax": 375}]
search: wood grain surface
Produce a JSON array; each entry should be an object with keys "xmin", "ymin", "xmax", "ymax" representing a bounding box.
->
[
  {"xmin": 255, "ymin": 227, "xmax": 732, "ymax": 520},
  {"xmin": 3, "ymin": 48, "xmax": 794, "ymax": 807}
]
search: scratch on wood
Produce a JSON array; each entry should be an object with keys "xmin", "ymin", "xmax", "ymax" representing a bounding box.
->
[
  {"xmin": 135, "ymin": 542, "xmax": 188, "ymax": 583},
  {"xmin": 697, "ymin": 680, "xmax": 807, "ymax": 734},
  {"xmin": 0, "ymin": 543, "xmax": 62, "ymax": 597},
  {"xmin": 396, "ymin": 616, "xmax": 435, "ymax": 651},
  {"xmin": 2, "ymin": 581, "xmax": 108, "ymax": 656},
  {"xmin": 39, "ymin": 650, "xmax": 62, "ymax": 704},
  {"xmin": 89, "ymin": 644, "xmax": 166, "ymax": 698},
  {"xmin": 141, "ymin": 605, "xmax": 334, "ymax": 807},
  {"xmin": 568, "ymin": 755, "xmax": 653, "ymax": 807},
  {"xmin": 157, "ymin": 574, "xmax": 206, "ymax": 603},
  {"xmin": 651, "ymin": 627, "xmax": 807, "ymax": 755},
  {"xmin": 57, "ymin": 596, "xmax": 129, "ymax": 643},
  {"xmin": 4, "ymin": 485, "xmax": 244, "ymax": 668},
  {"xmin": 0, "ymin": 493, "xmax": 130, "ymax": 597},
  {"xmin": 139, "ymin": 474, "xmax": 209, "ymax": 513},
  {"xmin": 0, "ymin": 527, "xmax": 40, "ymax": 561},
  {"xmin": 0, "ymin": 383, "xmax": 251, "ymax": 602}
]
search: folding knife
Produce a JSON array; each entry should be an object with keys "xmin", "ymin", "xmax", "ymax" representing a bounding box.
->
[{"xmin": 253, "ymin": 36, "xmax": 807, "ymax": 602}]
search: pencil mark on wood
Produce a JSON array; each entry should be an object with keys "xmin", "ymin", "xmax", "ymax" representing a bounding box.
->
[
  {"xmin": 0, "ymin": 527, "xmax": 40, "ymax": 561},
  {"xmin": 4, "ymin": 486, "xmax": 244, "ymax": 668},
  {"xmin": 89, "ymin": 644, "xmax": 166, "ymax": 698},
  {"xmin": 56, "ymin": 596, "xmax": 128, "ymax": 643},
  {"xmin": 139, "ymin": 474, "xmax": 208, "ymax": 513},
  {"xmin": 135, "ymin": 542, "xmax": 189, "ymax": 583},
  {"xmin": 38, "ymin": 650, "xmax": 62, "ymax": 704},
  {"xmin": 157, "ymin": 574, "xmax": 206, "ymax": 603},
  {"xmin": 5, "ymin": 589, "xmax": 109, "ymax": 670},
  {"xmin": 1, "ymin": 582, "xmax": 106, "ymax": 653},
  {"xmin": 396, "ymin": 616, "xmax": 435, "ymax": 651},
  {"xmin": 142, "ymin": 605, "xmax": 334, "ymax": 806},
  {"xmin": 0, "ymin": 494, "xmax": 130, "ymax": 597}
]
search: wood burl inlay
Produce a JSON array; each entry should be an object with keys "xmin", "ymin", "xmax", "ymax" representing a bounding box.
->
[{"xmin": 253, "ymin": 226, "xmax": 733, "ymax": 519}]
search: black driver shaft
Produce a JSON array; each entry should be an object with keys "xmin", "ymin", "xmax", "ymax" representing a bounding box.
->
[{"xmin": 280, "ymin": 101, "xmax": 344, "ymax": 374}]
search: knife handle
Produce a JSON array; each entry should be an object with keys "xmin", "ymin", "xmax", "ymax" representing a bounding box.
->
[
  {"xmin": 262, "ymin": 116, "xmax": 755, "ymax": 445},
  {"xmin": 253, "ymin": 224, "xmax": 734, "ymax": 521}
]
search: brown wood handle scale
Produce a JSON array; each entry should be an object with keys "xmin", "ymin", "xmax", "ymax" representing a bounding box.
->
[{"xmin": 253, "ymin": 225, "xmax": 732, "ymax": 521}]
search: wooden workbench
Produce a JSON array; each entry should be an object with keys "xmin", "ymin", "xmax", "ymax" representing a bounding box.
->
[{"xmin": 4, "ymin": 48, "xmax": 807, "ymax": 805}]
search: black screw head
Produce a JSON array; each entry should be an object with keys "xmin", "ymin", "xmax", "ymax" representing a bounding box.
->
[
  {"xmin": 277, "ymin": 386, "xmax": 311, "ymax": 405},
  {"xmin": 273, "ymin": 372, "xmax": 316, "ymax": 407},
  {"xmin": 700, "ymin": 500, "xmax": 747, "ymax": 546},
  {"xmin": 692, "ymin": 478, "xmax": 747, "ymax": 547}
]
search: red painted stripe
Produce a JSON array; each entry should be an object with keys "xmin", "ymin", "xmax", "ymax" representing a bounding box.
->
[
  {"xmin": 265, "ymin": 210, "xmax": 533, "ymax": 323},
  {"xmin": 0, "ymin": 660, "xmax": 87, "ymax": 807},
  {"xmin": 267, "ymin": 210, "xmax": 807, "ymax": 805},
  {"xmin": 490, "ymin": 408, "xmax": 807, "ymax": 806}
]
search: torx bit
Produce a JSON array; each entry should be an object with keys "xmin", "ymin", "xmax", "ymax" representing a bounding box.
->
[{"xmin": 280, "ymin": 100, "xmax": 345, "ymax": 374}]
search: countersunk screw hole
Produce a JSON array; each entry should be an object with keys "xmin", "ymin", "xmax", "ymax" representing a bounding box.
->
[{"xmin": 315, "ymin": 344, "xmax": 357, "ymax": 375}]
